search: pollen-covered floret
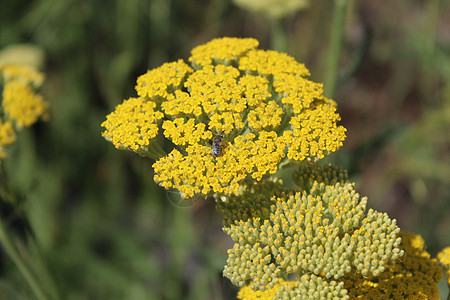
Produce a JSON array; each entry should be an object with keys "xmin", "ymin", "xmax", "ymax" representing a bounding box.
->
[
  {"xmin": 218, "ymin": 164, "xmax": 404, "ymax": 293},
  {"xmin": 344, "ymin": 232, "xmax": 443, "ymax": 299},
  {"xmin": 101, "ymin": 37, "xmax": 347, "ymax": 198}
]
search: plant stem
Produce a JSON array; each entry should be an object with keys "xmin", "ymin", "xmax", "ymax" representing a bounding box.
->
[
  {"xmin": 324, "ymin": 0, "xmax": 349, "ymax": 98},
  {"xmin": 271, "ymin": 18, "xmax": 287, "ymax": 52},
  {"xmin": 151, "ymin": 139, "xmax": 167, "ymax": 158},
  {"xmin": 0, "ymin": 221, "xmax": 50, "ymax": 300},
  {"xmin": 419, "ymin": 0, "xmax": 439, "ymax": 102}
]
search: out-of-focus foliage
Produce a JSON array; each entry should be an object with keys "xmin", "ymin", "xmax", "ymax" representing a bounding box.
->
[{"xmin": 0, "ymin": 0, "xmax": 448, "ymax": 299}]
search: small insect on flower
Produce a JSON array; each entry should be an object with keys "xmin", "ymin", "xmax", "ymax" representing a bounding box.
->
[{"xmin": 210, "ymin": 134, "xmax": 224, "ymax": 157}]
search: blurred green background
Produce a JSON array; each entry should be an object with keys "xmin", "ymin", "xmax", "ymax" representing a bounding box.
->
[{"xmin": 0, "ymin": 0, "xmax": 449, "ymax": 299}]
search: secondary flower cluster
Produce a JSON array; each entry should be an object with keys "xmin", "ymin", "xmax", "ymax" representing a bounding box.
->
[
  {"xmin": 216, "ymin": 163, "xmax": 404, "ymax": 297},
  {"xmin": 0, "ymin": 64, "xmax": 48, "ymax": 160},
  {"xmin": 237, "ymin": 230, "xmax": 442, "ymax": 299},
  {"xmin": 344, "ymin": 232, "xmax": 443, "ymax": 299},
  {"xmin": 101, "ymin": 37, "xmax": 346, "ymax": 198}
]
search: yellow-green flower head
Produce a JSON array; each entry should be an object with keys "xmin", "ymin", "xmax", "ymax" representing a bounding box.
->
[
  {"xmin": 233, "ymin": 0, "xmax": 310, "ymax": 19},
  {"xmin": 218, "ymin": 164, "xmax": 403, "ymax": 293},
  {"xmin": 344, "ymin": 232, "xmax": 443, "ymax": 300},
  {"xmin": 101, "ymin": 37, "xmax": 347, "ymax": 198},
  {"xmin": 238, "ymin": 275, "xmax": 348, "ymax": 299}
]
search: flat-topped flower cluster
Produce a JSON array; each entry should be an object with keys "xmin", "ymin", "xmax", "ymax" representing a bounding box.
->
[{"xmin": 101, "ymin": 37, "xmax": 346, "ymax": 198}]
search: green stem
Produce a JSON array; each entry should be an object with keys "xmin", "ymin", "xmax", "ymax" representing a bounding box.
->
[
  {"xmin": 151, "ymin": 139, "xmax": 167, "ymax": 158},
  {"xmin": 0, "ymin": 222, "xmax": 49, "ymax": 300},
  {"xmin": 324, "ymin": 0, "xmax": 349, "ymax": 98},
  {"xmin": 419, "ymin": 0, "xmax": 439, "ymax": 102},
  {"xmin": 148, "ymin": 0, "xmax": 171, "ymax": 64},
  {"xmin": 270, "ymin": 18, "xmax": 287, "ymax": 52}
]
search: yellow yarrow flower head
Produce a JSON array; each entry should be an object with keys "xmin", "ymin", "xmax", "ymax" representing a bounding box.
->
[
  {"xmin": 233, "ymin": 0, "xmax": 310, "ymax": 19},
  {"xmin": 344, "ymin": 232, "xmax": 443, "ymax": 300},
  {"xmin": 217, "ymin": 163, "xmax": 404, "ymax": 294},
  {"xmin": 101, "ymin": 37, "xmax": 346, "ymax": 198},
  {"xmin": 0, "ymin": 63, "xmax": 48, "ymax": 162}
]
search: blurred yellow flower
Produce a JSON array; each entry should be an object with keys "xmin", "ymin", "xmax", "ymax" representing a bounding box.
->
[
  {"xmin": 2, "ymin": 80, "xmax": 49, "ymax": 128},
  {"xmin": 0, "ymin": 44, "xmax": 45, "ymax": 70},
  {"xmin": 0, "ymin": 63, "xmax": 48, "ymax": 162},
  {"xmin": 233, "ymin": 0, "xmax": 309, "ymax": 19},
  {"xmin": 0, "ymin": 120, "xmax": 16, "ymax": 159},
  {"xmin": 1, "ymin": 64, "xmax": 44, "ymax": 87},
  {"xmin": 102, "ymin": 37, "xmax": 346, "ymax": 198}
]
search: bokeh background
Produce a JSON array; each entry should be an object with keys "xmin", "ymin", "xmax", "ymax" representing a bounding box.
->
[{"xmin": 1, "ymin": 0, "xmax": 449, "ymax": 299}]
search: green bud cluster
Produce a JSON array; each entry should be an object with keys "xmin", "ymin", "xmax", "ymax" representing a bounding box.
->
[
  {"xmin": 216, "ymin": 177, "xmax": 285, "ymax": 227},
  {"xmin": 220, "ymin": 163, "xmax": 404, "ymax": 295},
  {"xmin": 276, "ymin": 274, "xmax": 348, "ymax": 299},
  {"xmin": 292, "ymin": 163, "xmax": 348, "ymax": 192}
]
